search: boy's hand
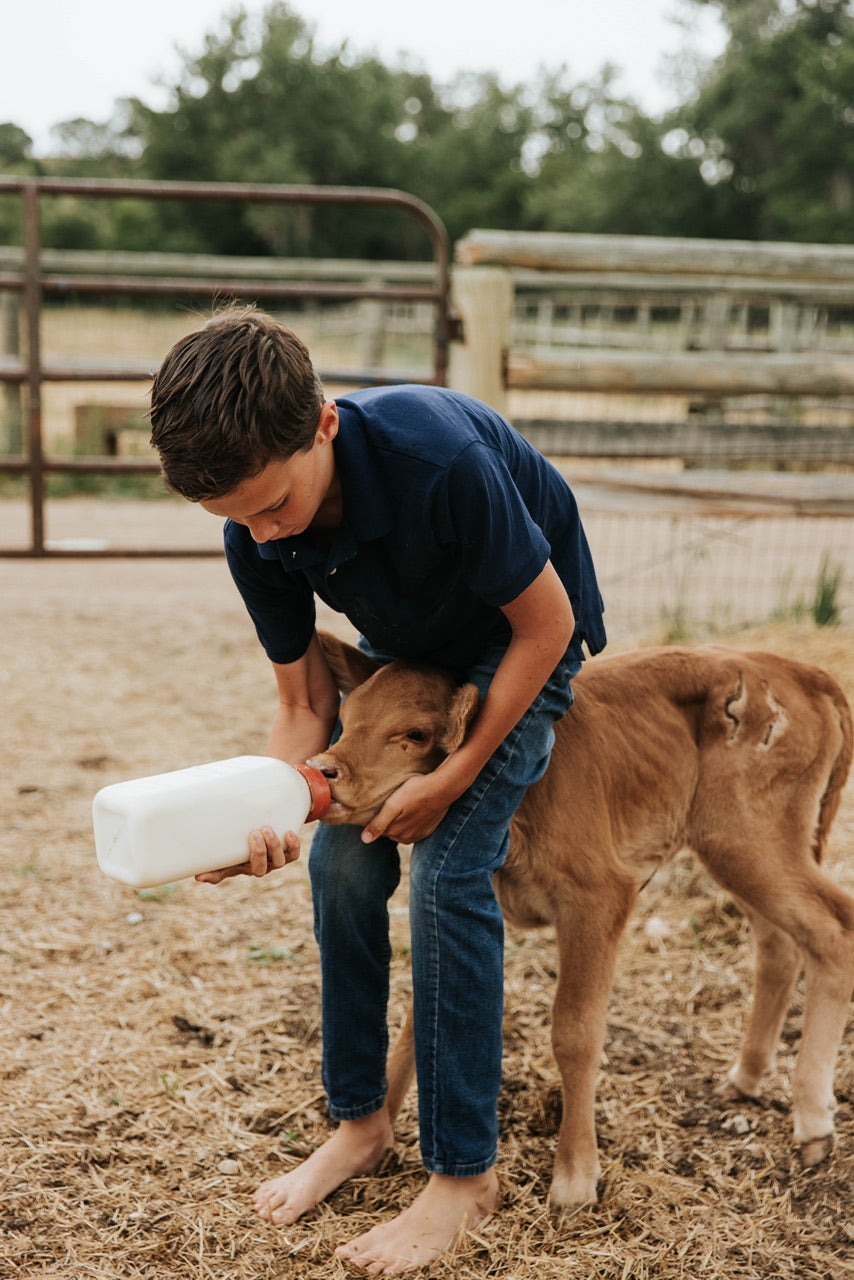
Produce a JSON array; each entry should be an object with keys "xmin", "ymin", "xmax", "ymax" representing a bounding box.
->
[
  {"xmin": 195, "ymin": 828, "xmax": 301, "ymax": 884},
  {"xmin": 361, "ymin": 774, "xmax": 457, "ymax": 846}
]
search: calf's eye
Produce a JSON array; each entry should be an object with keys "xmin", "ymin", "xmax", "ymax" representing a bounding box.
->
[{"xmin": 405, "ymin": 729, "xmax": 427, "ymax": 743}]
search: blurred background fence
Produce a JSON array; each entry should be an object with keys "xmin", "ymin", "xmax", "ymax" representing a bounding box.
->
[
  {"xmin": 1, "ymin": 179, "xmax": 852, "ymax": 639},
  {"xmin": 451, "ymin": 229, "xmax": 854, "ymax": 639}
]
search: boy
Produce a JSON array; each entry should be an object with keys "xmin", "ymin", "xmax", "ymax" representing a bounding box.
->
[{"xmin": 149, "ymin": 305, "xmax": 605, "ymax": 1274}]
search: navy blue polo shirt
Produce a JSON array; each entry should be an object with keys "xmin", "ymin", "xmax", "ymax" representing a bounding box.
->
[{"xmin": 223, "ymin": 385, "xmax": 605, "ymax": 672}]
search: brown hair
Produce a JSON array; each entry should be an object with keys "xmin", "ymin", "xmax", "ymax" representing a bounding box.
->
[{"xmin": 149, "ymin": 305, "xmax": 325, "ymax": 501}]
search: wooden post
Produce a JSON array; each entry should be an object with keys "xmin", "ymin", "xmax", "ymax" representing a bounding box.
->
[
  {"xmin": 448, "ymin": 266, "xmax": 513, "ymax": 414},
  {"xmin": 0, "ymin": 290, "xmax": 22, "ymax": 454},
  {"xmin": 360, "ymin": 277, "xmax": 386, "ymax": 369}
]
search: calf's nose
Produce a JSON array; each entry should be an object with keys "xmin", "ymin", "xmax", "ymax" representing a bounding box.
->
[{"xmin": 306, "ymin": 757, "xmax": 339, "ymax": 781}]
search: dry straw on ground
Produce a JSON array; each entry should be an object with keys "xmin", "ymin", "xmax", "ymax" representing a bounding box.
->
[{"xmin": 2, "ymin": 544, "xmax": 853, "ymax": 1279}]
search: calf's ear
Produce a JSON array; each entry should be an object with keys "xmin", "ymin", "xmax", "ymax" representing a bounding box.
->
[
  {"xmin": 440, "ymin": 683, "xmax": 481, "ymax": 755},
  {"xmin": 317, "ymin": 630, "xmax": 381, "ymax": 693}
]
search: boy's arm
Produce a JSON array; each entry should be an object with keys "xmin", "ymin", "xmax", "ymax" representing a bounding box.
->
[
  {"xmin": 265, "ymin": 629, "xmax": 342, "ymax": 764},
  {"xmin": 362, "ymin": 560, "xmax": 575, "ymax": 845},
  {"xmin": 196, "ymin": 631, "xmax": 340, "ymax": 883}
]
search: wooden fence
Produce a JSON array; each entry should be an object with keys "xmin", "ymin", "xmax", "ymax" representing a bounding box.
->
[
  {"xmin": 445, "ymin": 230, "xmax": 854, "ymax": 632},
  {"xmin": 5, "ymin": 229, "xmax": 854, "ymax": 466},
  {"xmin": 450, "ymin": 229, "xmax": 854, "ymax": 465}
]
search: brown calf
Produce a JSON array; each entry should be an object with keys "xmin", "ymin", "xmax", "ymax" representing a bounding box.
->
[{"xmin": 310, "ymin": 633, "xmax": 854, "ymax": 1209}]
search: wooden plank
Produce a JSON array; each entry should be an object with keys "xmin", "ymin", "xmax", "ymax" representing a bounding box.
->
[
  {"xmin": 0, "ymin": 354, "xmax": 430, "ymax": 389},
  {"xmin": 508, "ymin": 349, "xmax": 854, "ymax": 397},
  {"xmin": 457, "ymin": 229, "xmax": 854, "ymax": 284},
  {"xmin": 509, "ymin": 268, "xmax": 854, "ymax": 302},
  {"xmin": 0, "ymin": 354, "xmax": 25, "ymax": 381},
  {"xmin": 0, "ymin": 246, "xmax": 437, "ymax": 283},
  {"xmin": 514, "ymin": 418, "xmax": 854, "ymax": 465}
]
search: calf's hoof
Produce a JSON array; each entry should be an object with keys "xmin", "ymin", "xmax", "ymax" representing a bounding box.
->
[
  {"xmin": 799, "ymin": 1133, "xmax": 834, "ymax": 1169},
  {"xmin": 715, "ymin": 1079, "xmax": 750, "ymax": 1102},
  {"xmin": 715, "ymin": 1067, "xmax": 762, "ymax": 1102},
  {"xmin": 548, "ymin": 1166, "xmax": 600, "ymax": 1212}
]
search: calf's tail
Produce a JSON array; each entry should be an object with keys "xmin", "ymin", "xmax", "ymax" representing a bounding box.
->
[{"xmin": 814, "ymin": 672, "xmax": 854, "ymax": 863}]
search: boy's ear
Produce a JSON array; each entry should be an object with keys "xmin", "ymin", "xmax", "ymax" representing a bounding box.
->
[
  {"xmin": 317, "ymin": 630, "xmax": 381, "ymax": 694},
  {"xmin": 440, "ymin": 683, "xmax": 481, "ymax": 755},
  {"xmin": 316, "ymin": 400, "xmax": 339, "ymax": 444}
]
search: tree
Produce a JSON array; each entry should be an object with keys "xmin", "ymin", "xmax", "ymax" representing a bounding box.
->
[
  {"xmin": 678, "ymin": 0, "xmax": 854, "ymax": 240},
  {"xmin": 128, "ymin": 4, "xmax": 459, "ymax": 258},
  {"xmin": 515, "ymin": 68, "xmax": 724, "ymax": 238},
  {"xmin": 0, "ymin": 123, "xmax": 33, "ymax": 168},
  {"xmin": 398, "ymin": 72, "xmax": 536, "ymax": 244},
  {"xmin": 127, "ymin": 5, "xmax": 544, "ymax": 256}
]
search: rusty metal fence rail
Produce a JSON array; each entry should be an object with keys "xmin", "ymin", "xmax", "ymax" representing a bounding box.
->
[{"xmin": 0, "ymin": 176, "xmax": 454, "ymax": 557}]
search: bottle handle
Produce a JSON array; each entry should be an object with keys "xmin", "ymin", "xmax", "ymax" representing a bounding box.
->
[{"xmin": 294, "ymin": 763, "xmax": 332, "ymax": 822}]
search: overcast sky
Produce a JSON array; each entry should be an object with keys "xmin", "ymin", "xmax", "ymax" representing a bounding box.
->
[{"xmin": 3, "ymin": 0, "xmax": 726, "ymax": 152}]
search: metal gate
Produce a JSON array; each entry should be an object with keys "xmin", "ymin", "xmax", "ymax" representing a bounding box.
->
[{"xmin": 0, "ymin": 177, "xmax": 454, "ymax": 557}]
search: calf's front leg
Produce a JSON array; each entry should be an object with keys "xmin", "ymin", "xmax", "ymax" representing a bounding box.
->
[{"xmin": 547, "ymin": 880, "xmax": 637, "ymax": 1210}]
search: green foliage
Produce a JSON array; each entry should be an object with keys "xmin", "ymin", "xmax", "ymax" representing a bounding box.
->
[
  {"xmin": 2, "ymin": 0, "xmax": 853, "ymax": 251},
  {"xmin": 136, "ymin": 884, "xmax": 179, "ymax": 902},
  {"xmin": 774, "ymin": 554, "xmax": 845, "ymax": 625},
  {"xmin": 245, "ymin": 940, "xmax": 300, "ymax": 965},
  {"xmin": 0, "ymin": 122, "xmax": 33, "ymax": 167},
  {"xmin": 525, "ymin": 73, "xmax": 734, "ymax": 237},
  {"xmin": 679, "ymin": 0, "xmax": 854, "ymax": 241},
  {"xmin": 811, "ymin": 555, "xmax": 844, "ymax": 626},
  {"xmin": 127, "ymin": 4, "xmax": 457, "ymax": 257},
  {"xmin": 43, "ymin": 471, "xmax": 172, "ymax": 499}
]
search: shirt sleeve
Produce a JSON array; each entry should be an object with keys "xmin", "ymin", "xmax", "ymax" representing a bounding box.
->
[
  {"xmin": 223, "ymin": 520, "xmax": 316, "ymax": 664},
  {"xmin": 438, "ymin": 442, "xmax": 551, "ymax": 606}
]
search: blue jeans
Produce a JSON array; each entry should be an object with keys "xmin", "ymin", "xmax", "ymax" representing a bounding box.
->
[{"xmin": 308, "ymin": 645, "xmax": 579, "ymax": 1176}]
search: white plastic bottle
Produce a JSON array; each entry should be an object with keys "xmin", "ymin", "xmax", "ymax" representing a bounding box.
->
[{"xmin": 93, "ymin": 756, "xmax": 331, "ymax": 889}]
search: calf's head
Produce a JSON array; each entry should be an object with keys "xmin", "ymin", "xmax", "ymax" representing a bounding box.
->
[{"xmin": 308, "ymin": 632, "xmax": 481, "ymax": 826}]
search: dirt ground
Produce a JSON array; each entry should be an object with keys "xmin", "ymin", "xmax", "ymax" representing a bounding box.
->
[{"xmin": 2, "ymin": 524, "xmax": 854, "ymax": 1280}]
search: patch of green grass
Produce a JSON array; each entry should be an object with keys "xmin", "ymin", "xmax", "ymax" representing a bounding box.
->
[
  {"xmin": 45, "ymin": 471, "xmax": 170, "ymax": 499},
  {"xmin": 0, "ymin": 471, "xmax": 172, "ymax": 500},
  {"xmin": 659, "ymin": 602, "xmax": 693, "ymax": 645},
  {"xmin": 13, "ymin": 854, "xmax": 42, "ymax": 879},
  {"xmin": 136, "ymin": 884, "xmax": 179, "ymax": 902},
  {"xmin": 811, "ymin": 555, "xmax": 844, "ymax": 627},
  {"xmin": 159, "ymin": 1072, "xmax": 181, "ymax": 1097},
  {"xmin": 773, "ymin": 556, "xmax": 845, "ymax": 628},
  {"xmin": 245, "ymin": 941, "xmax": 301, "ymax": 966}
]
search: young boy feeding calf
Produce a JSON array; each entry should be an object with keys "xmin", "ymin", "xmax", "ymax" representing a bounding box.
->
[
  {"xmin": 149, "ymin": 304, "xmax": 606, "ymax": 1273},
  {"xmin": 310, "ymin": 631, "xmax": 854, "ymax": 1210}
]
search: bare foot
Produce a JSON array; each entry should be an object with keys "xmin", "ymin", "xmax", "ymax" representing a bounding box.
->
[
  {"xmin": 254, "ymin": 1110, "xmax": 394, "ymax": 1226},
  {"xmin": 335, "ymin": 1169, "xmax": 499, "ymax": 1275}
]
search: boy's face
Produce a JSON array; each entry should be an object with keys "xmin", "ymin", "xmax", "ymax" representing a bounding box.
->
[{"xmin": 200, "ymin": 402, "xmax": 341, "ymax": 543}]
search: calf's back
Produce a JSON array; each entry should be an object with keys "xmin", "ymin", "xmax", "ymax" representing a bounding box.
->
[{"xmin": 500, "ymin": 645, "xmax": 851, "ymax": 928}]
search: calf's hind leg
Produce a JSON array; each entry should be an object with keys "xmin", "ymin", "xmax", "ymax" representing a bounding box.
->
[
  {"xmin": 718, "ymin": 898, "xmax": 802, "ymax": 1101},
  {"xmin": 791, "ymin": 888, "xmax": 854, "ymax": 1166},
  {"xmin": 701, "ymin": 842, "xmax": 854, "ymax": 1166}
]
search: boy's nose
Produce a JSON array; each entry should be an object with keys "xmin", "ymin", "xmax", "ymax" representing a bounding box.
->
[{"xmin": 246, "ymin": 515, "xmax": 278, "ymax": 543}]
